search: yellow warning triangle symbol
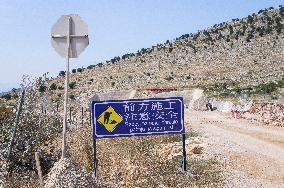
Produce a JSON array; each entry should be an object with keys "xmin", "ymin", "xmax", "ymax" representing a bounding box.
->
[{"xmin": 97, "ymin": 106, "xmax": 123, "ymax": 132}]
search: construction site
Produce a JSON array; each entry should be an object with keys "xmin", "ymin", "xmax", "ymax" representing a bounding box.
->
[{"xmin": 0, "ymin": 2, "xmax": 284, "ymax": 188}]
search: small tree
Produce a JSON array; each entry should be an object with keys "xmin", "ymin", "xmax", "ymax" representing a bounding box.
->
[
  {"xmin": 247, "ymin": 15, "xmax": 254, "ymax": 24},
  {"xmin": 226, "ymin": 36, "xmax": 230, "ymax": 42},
  {"xmin": 217, "ymin": 33, "xmax": 223, "ymax": 40},
  {"xmin": 266, "ymin": 26, "xmax": 272, "ymax": 34},
  {"xmin": 228, "ymin": 25, "xmax": 234, "ymax": 35},
  {"xmin": 246, "ymin": 32, "xmax": 254, "ymax": 42},
  {"xmin": 39, "ymin": 85, "xmax": 46, "ymax": 92},
  {"xmin": 58, "ymin": 86, "xmax": 64, "ymax": 90},
  {"xmin": 69, "ymin": 94, "xmax": 75, "ymax": 100},
  {"xmin": 69, "ymin": 82, "xmax": 76, "ymax": 89},
  {"xmin": 280, "ymin": 7, "xmax": 284, "ymax": 17},
  {"xmin": 49, "ymin": 83, "xmax": 57, "ymax": 90},
  {"xmin": 1, "ymin": 93, "xmax": 12, "ymax": 100},
  {"xmin": 77, "ymin": 68, "xmax": 82, "ymax": 73},
  {"xmin": 72, "ymin": 69, "xmax": 76, "ymax": 73},
  {"xmin": 59, "ymin": 71, "xmax": 65, "ymax": 77},
  {"xmin": 87, "ymin": 65, "xmax": 95, "ymax": 69},
  {"xmin": 165, "ymin": 76, "xmax": 174, "ymax": 81},
  {"xmin": 258, "ymin": 9, "xmax": 264, "ymax": 14}
]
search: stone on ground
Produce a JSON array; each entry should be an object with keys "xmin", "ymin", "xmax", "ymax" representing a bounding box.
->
[{"xmin": 44, "ymin": 158, "xmax": 93, "ymax": 188}]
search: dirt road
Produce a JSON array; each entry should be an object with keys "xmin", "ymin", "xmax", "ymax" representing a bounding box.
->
[{"xmin": 187, "ymin": 110, "xmax": 284, "ymax": 188}]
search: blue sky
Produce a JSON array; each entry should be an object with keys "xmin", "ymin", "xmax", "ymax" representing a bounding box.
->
[{"xmin": 0, "ymin": 0, "xmax": 283, "ymax": 92}]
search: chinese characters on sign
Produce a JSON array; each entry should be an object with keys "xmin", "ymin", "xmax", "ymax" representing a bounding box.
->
[{"xmin": 92, "ymin": 97, "xmax": 184, "ymax": 138}]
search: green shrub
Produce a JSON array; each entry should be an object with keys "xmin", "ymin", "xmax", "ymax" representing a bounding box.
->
[
  {"xmin": 59, "ymin": 71, "xmax": 65, "ymax": 77},
  {"xmin": 69, "ymin": 82, "xmax": 76, "ymax": 89},
  {"xmin": 58, "ymin": 86, "xmax": 64, "ymax": 90},
  {"xmin": 255, "ymin": 82, "xmax": 278, "ymax": 94},
  {"xmin": 277, "ymin": 79, "xmax": 284, "ymax": 87},
  {"xmin": 165, "ymin": 76, "xmax": 174, "ymax": 81},
  {"xmin": 49, "ymin": 83, "xmax": 57, "ymax": 90},
  {"xmin": 39, "ymin": 85, "xmax": 46, "ymax": 92},
  {"xmin": 247, "ymin": 15, "xmax": 254, "ymax": 24},
  {"xmin": 1, "ymin": 93, "xmax": 12, "ymax": 100},
  {"xmin": 69, "ymin": 94, "xmax": 75, "ymax": 100},
  {"xmin": 77, "ymin": 68, "xmax": 82, "ymax": 73}
]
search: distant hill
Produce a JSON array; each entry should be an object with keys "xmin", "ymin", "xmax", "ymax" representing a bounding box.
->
[
  {"xmin": 0, "ymin": 88, "xmax": 20, "ymax": 97},
  {"xmin": 48, "ymin": 5, "xmax": 284, "ymax": 99}
]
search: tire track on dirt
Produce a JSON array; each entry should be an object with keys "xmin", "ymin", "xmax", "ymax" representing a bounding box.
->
[{"xmin": 187, "ymin": 110, "xmax": 284, "ymax": 187}]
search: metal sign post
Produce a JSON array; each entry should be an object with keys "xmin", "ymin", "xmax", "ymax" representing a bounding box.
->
[
  {"xmin": 81, "ymin": 107, "xmax": 84, "ymax": 127},
  {"xmin": 62, "ymin": 16, "xmax": 71, "ymax": 158},
  {"xmin": 91, "ymin": 97, "xmax": 186, "ymax": 177},
  {"xmin": 182, "ymin": 133, "xmax": 187, "ymax": 171},
  {"xmin": 93, "ymin": 135, "xmax": 98, "ymax": 177},
  {"xmin": 7, "ymin": 90, "xmax": 25, "ymax": 160},
  {"xmin": 51, "ymin": 14, "xmax": 89, "ymax": 158}
]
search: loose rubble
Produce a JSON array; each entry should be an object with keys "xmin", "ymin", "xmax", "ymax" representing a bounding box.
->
[
  {"xmin": 44, "ymin": 158, "xmax": 93, "ymax": 188},
  {"xmin": 232, "ymin": 102, "xmax": 284, "ymax": 126},
  {"xmin": 1, "ymin": 6, "xmax": 283, "ymax": 187}
]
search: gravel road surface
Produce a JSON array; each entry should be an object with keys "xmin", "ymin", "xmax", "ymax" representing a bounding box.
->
[{"xmin": 187, "ymin": 110, "xmax": 284, "ymax": 188}]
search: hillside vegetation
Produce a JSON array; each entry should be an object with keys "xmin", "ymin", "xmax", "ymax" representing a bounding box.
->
[
  {"xmin": 45, "ymin": 6, "xmax": 284, "ymax": 101},
  {"xmin": 1, "ymin": 5, "xmax": 284, "ymax": 188}
]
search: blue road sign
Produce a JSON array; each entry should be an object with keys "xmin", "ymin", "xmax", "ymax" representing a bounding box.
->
[{"xmin": 92, "ymin": 97, "xmax": 184, "ymax": 139}]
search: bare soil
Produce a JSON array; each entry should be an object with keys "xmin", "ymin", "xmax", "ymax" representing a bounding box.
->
[{"xmin": 187, "ymin": 110, "xmax": 284, "ymax": 188}]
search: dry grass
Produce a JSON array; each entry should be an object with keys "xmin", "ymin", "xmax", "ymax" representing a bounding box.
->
[
  {"xmin": 4, "ymin": 175, "xmax": 40, "ymax": 188},
  {"xmin": 62, "ymin": 126, "xmax": 223, "ymax": 187},
  {"xmin": 3, "ymin": 125, "xmax": 223, "ymax": 187}
]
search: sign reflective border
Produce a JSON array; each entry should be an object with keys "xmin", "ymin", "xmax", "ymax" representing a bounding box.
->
[{"xmin": 92, "ymin": 97, "xmax": 184, "ymax": 139}]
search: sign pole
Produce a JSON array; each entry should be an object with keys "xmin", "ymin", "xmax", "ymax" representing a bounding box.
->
[
  {"xmin": 81, "ymin": 107, "xmax": 84, "ymax": 127},
  {"xmin": 89, "ymin": 110, "xmax": 91, "ymax": 126},
  {"xmin": 91, "ymin": 98, "xmax": 184, "ymax": 176},
  {"xmin": 69, "ymin": 107, "xmax": 72, "ymax": 122},
  {"xmin": 182, "ymin": 133, "xmax": 187, "ymax": 171},
  {"xmin": 62, "ymin": 16, "xmax": 71, "ymax": 159},
  {"xmin": 52, "ymin": 14, "xmax": 89, "ymax": 159},
  {"xmin": 93, "ymin": 137, "xmax": 97, "ymax": 177},
  {"xmin": 7, "ymin": 90, "xmax": 25, "ymax": 160},
  {"xmin": 92, "ymin": 108, "xmax": 98, "ymax": 178}
]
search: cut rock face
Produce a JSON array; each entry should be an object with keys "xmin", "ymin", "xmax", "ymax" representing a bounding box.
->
[
  {"xmin": 152, "ymin": 89, "xmax": 207, "ymax": 110},
  {"xmin": 95, "ymin": 90, "xmax": 136, "ymax": 101}
]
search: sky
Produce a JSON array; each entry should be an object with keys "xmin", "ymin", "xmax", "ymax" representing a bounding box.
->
[{"xmin": 0, "ymin": 0, "xmax": 283, "ymax": 92}]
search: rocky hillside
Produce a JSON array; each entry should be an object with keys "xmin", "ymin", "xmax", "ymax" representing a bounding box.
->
[
  {"xmin": 1, "ymin": 6, "xmax": 284, "ymax": 187},
  {"xmin": 46, "ymin": 6, "xmax": 284, "ymax": 100}
]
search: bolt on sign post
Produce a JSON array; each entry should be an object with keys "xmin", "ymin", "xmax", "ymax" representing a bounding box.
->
[
  {"xmin": 51, "ymin": 14, "xmax": 89, "ymax": 158},
  {"xmin": 91, "ymin": 97, "xmax": 186, "ymax": 177}
]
